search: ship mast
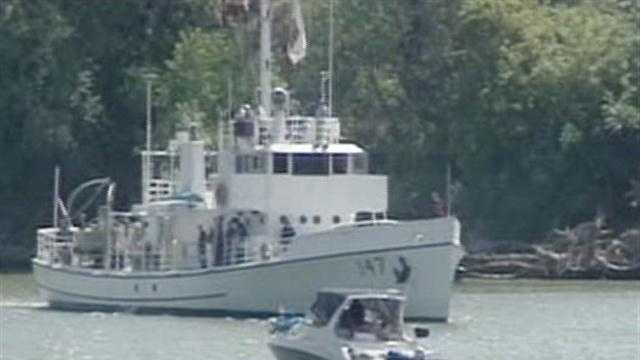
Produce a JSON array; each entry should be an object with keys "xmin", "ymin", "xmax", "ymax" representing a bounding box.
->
[{"xmin": 259, "ymin": 0, "xmax": 272, "ymax": 119}]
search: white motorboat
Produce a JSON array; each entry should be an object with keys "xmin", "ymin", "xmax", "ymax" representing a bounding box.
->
[
  {"xmin": 268, "ymin": 289, "xmax": 435, "ymax": 360},
  {"xmin": 32, "ymin": 0, "xmax": 463, "ymax": 321}
]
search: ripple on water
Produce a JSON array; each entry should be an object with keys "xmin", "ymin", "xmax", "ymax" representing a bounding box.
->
[{"xmin": 88, "ymin": 311, "xmax": 109, "ymax": 319}]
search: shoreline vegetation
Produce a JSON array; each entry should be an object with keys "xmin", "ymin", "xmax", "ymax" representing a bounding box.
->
[
  {"xmin": 458, "ymin": 229, "xmax": 640, "ymax": 281},
  {"xmin": 1, "ymin": 0, "xmax": 638, "ymax": 271}
]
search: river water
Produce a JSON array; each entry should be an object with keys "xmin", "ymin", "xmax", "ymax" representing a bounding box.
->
[{"xmin": 1, "ymin": 272, "xmax": 638, "ymax": 360}]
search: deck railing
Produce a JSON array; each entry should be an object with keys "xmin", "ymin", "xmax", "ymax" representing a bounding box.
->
[
  {"xmin": 36, "ymin": 228, "xmax": 74, "ymax": 265},
  {"xmin": 284, "ymin": 116, "xmax": 340, "ymax": 144},
  {"xmin": 36, "ymin": 224, "xmax": 279, "ymax": 272},
  {"xmin": 146, "ymin": 179, "xmax": 174, "ymax": 202}
]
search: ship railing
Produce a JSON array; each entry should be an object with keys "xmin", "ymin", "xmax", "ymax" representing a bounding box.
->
[
  {"xmin": 99, "ymin": 231, "xmax": 275, "ymax": 272},
  {"xmin": 141, "ymin": 150, "xmax": 178, "ymax": 205},
  {"xmin": 332, "ymin": 219, "xmax": 399, "ymax": 230},
  {"xmin": 285, "ymin": 116, "xmax": 314, "ymax": 143},
  {"xmin": 146, "ymin": 178, "xmax": 174, "ymax": 202},
  {"xmin": 314, "ymin": 116, "xmax": 340, "ymax": 144},
  {"xmin": 36, "ymin": 228, "xmax": 74, "ymax": 265},
  {"xmin": 179, "ymin": 234, "xmax": 276, "ymax": 270},
  {"xmin": 284, "ymin": 116, "xmax": 340, "ymax": 144}
]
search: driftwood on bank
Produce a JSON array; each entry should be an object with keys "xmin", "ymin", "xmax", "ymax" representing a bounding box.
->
[{"xmin": 459, "ymin": 225, "xmax": 640, "ymax": 280}]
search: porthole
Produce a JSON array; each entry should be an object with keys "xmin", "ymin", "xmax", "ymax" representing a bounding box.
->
[
  {"xmin": 299, "ymin": 215, "xmax": 308, "ymax": 224},
  {"xmin": 279, "ymin": 215, "xmax": 289, "ymax": 225},
  {"xmin": 332, "ymin": 215, "xmax": 341, "ymax": 224},
  {"xmin": 313, "ymin": 215, "xmax": 321, "ymax": 224}
]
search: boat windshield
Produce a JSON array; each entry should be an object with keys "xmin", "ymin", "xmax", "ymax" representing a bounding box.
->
[
  {"xmin": 310, "ymin": 292, "xmax": 345, "ymax": 326},
  {"xmin": 336, "ymin": 298, "xmax": 404, "ymax": 341}
]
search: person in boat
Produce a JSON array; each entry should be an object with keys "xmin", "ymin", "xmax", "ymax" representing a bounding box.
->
[
  {"xmin": 208, "ymin": 225, "xmax": 217, "ymax": 267},
  {"xmin": 214, "ymin": 216, "xmax": 225, "ymax": 266},
  {"xmin": 337, "ymin": 299, "xmax": 403, "ymax": 341},
  {"xmin": 143, "ymin": 241, "xmax": 153, "ymax": 270},
  {"xmin": 197, "ymin": 225, "xmax": 208, "ymax": 268},
  {"xmin": 337, "ymin": 299, "xmax": 366, "ymax": 339},
  {"xmin": 225, "ymin": 218, "xmax": 239, "ymax": 265},
  {"xmin": 235, "ymin": 219, "xmax": 248, "ymax": 263},
  {"xmin": 349, "ymin": 300, "xmax": 366, "ymax": 329}
]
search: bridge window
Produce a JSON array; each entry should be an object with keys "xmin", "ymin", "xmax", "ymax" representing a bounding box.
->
[
  {"xmin": 332, "ymin": 215, "xmax": 341, "ymax": 224},
  {"xmin": 313, "ymin": 215, "xmax": 321, "ymax": 224},
  {"xmin": 355, "ymin": 211, "xmax": 373, "ymax": 222},
  {"xmin": 292, "ymin": 153, "xmax": 329, "ymax": 175},
  {"xmin": 206, "ymin": 154, "xmax": 218, "ymax": 175},
  {"xmin": 299, "ymin": 215, "xmax": 308, "ymax": 224},
  {"xmin": 331, "ymin": 154, "xmax": 348, "ymax": 174},
  {"xmin": 236, "ymin": 154, "xmax": 266, "ymax": 174},
  {"xmin": 352, "ymin": 154, "xmax": 369, "ymax": 174},
  {"xmin": 273, "ymin": 153, "xmax": 288, "ymax": 174}
]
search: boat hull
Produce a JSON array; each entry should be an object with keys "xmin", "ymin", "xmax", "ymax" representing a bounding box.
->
[
  {"xmin": 33, "ymin": 219, "xmax": 462, "ymax": 320},
  {"xmin": 268, "ymin": 344, "xmax": 330, "ymax": 360}
]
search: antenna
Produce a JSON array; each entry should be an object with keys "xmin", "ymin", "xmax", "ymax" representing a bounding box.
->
[
  {"xmin": 320, "ymin": 71, "xmax": 329, "ymax": 105},
  {"xmin": 141, "ymin": 72, "xmax": 157, "ymax": 205},
  {"xmin": 53, "ymin": 166, "xmax": 60, "ymax": 227},
  {"xmin": 144, "ymin": 76, "xmax": 154, "ymax": 153},
  {"xmin": 227, "ymin": 76, "xmax": 233, "ymax": 121},
  {"xmin": 328, "ymin": 0, "xmax": 334, "ymax": 116},
  {"xmin": 446, "ymin": 160, "xmax": 451, "ymax": 217}
]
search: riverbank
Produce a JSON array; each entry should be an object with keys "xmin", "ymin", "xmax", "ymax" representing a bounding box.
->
[
  {"xmin": 458, "ymin": 253, "xmax": 640, "ymax": 281},
  {"xmin": 459, "ymin": 225, "xmax": 640, "ymax": 280}
]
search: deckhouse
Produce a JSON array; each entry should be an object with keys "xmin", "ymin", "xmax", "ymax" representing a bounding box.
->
[{"xmin": 140, "ymin": 86, "xmax": 387, "ymax": 245}]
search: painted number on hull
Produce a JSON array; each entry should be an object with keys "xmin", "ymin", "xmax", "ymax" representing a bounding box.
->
[{"xmin": 356, "ymin": 256, "xmax": 386, "ymax": 277}]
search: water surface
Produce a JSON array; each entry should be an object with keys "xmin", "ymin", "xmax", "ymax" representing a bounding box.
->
[{"xmin": 1, "ymin": 273, "xmax": 638, "ymax": 360}]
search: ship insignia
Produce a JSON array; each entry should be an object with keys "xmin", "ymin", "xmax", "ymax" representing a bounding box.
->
[{"xmin": 393, "ymin": 256, "xmax": 411, "ymax": 284}]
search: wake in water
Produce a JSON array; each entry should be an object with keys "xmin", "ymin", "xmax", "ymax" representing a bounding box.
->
[{"xmin": 0, "ymin": 301, "xmax": 48, "ymax": 309}]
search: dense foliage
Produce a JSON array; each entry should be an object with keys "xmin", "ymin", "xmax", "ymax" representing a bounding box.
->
[{"xmin": 1, "ymin": 0, "xmax": 638, "ymax": 266}]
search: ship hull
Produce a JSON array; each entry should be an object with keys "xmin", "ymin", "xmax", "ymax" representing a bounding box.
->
[{"xmin": 33, "ymin": 218, "xmax": 462, "ymax": 321}]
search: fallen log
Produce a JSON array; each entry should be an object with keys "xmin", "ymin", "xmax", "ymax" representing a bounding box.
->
[
  {"xmin": 465, "ymin": 260, "xmax": 549, "ymax": 279},
  {"xmin": 602, "ymin": 262, "xmax": 640, "ymax": 280},
  {"xmin": 464, "ymin": 271, "xmax": 520, "ymax": 280},
  {"xmin": 558, "ymin": 265, "xmax": 604, "ymax": 280},
  {"xmin": 462, "ymin": 253, "xmax": 540, "ymax": 266}
]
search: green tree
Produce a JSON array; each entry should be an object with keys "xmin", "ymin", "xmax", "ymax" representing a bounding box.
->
[{"xmin": 157, "ymin": 28, "xmax": 245, "ymax": 142}]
